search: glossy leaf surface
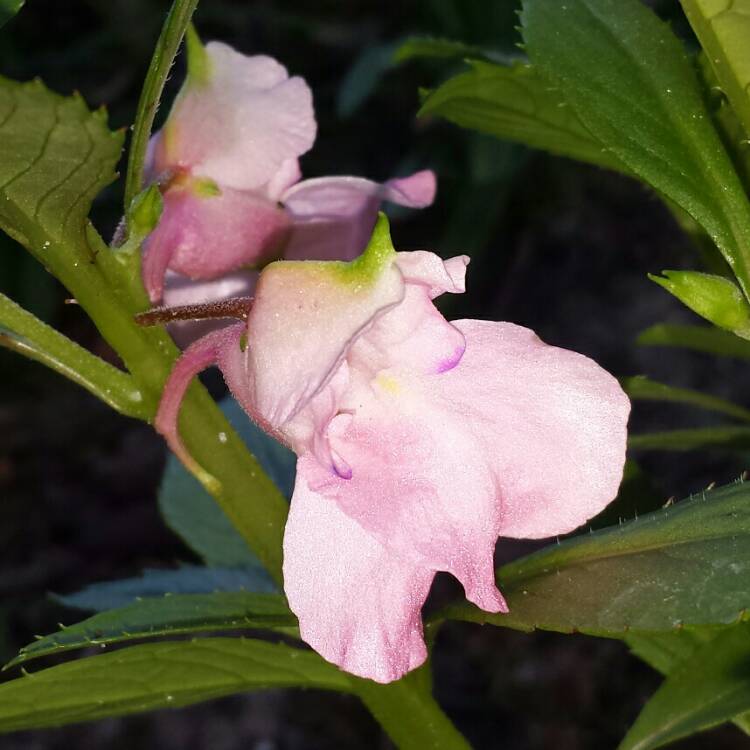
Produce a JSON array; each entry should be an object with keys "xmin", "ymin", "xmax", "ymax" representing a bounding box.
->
[
  {"xmin": 441, "ymin": 481, "xmax": 750, "ymax": 635},
  {"xmin": 681, "ymin": 0, "xmax": 750, "ymax": 139},
  {"xmin": 521, "ymin": 0, "xmax": 750, "ymax": 296},
  {"xmin": 420, "ymin": 61, "xmax": 623, "ymax": 170}
]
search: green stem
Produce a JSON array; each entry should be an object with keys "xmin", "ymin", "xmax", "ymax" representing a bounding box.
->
[
  {"xmin": 123, "ymin": 0, "xmax": 199, "ymax": 210},
  {"xmin": 354, "ymin": 670, "xmax": 472, "ymax": 750},
  {"xmin": 0, "ymin": 292, "xmax": 148, "ymax": 419}
]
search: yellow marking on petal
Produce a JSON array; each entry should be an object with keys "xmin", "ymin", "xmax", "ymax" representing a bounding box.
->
[{"xmin": 376, "ymin": 374, "xmax": 401, "ymax": 394}]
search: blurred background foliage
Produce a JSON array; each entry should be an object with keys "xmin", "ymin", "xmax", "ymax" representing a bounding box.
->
[{"xmin": 1, "ymin": 0, "xmax": 750, "ymax": 747}]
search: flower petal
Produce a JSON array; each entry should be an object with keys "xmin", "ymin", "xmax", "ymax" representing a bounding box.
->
[
  {"xmin": 395, "ymin": 251, "xmax": 468, "ymax": 298},
  {"xmin": 281, "ymin": 170, "xmax": 437, "ymax": 262},
  {"xmin": 142, "ymin": 184, "xmax": 290, "ymax": 302},
  {"xmin": 245, "ymin": 219, "xmax": 404, "ymax": 428},
  {"xmin": 316, "ymin": 383, "xmax": 508, "ymax": 616},
  {"xmin": 284, "ymin": 455, "xmax": 435, "ymax": 683},
  {"xmin": 154, "ymin": 323, "xmax": 246, "ymax": 481},
  {"xmin": 157, "ymin": 42, "xmax": 316, "ymax": 191},
  {"xmin": 438, "ymin": 320, "xmax": 630, "ymax": 539}
]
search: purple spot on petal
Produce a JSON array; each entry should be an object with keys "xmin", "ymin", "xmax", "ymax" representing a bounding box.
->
[
  {"xmin": 332, "ymin": 452, "xmax": 353, "ymax": 480},
  {"xmin": 436, "ymin": 343, "xmax": 466, "ymax": 374}
]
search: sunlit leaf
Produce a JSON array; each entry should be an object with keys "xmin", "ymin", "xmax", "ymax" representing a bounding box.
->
[
  {"xmin": 0, "ymin": 78, "xmax": 123, "ymax": 262},
  {"xmin": 637, "ymin": 323, "xmax": 750, "ymax": 360},
  {"xmin": 419, "ymin": 61, "xmax": 623, "ymax": 170},
  {"xmin": 521, "ymin": 0, "xmax": 750, "ymax": 297},
  {"xmin": 681, "ymin": 0, "xmax": 750, "ymax": 140},
  {"xmin": 620, "ymin": 623, "xmax": 750, "ymax": 750},
  {"xmin": 0, "ymin": 0, "xmax": 23, "ymax": 28},
  {"xmin": 440, "ymin": 480, "xmax": 750, "ymax": 635},
  {"xmin": 0, "ymin": 639, "xmax": 349, "ymax": 732},
  {"xmin": 9, "ymin": 592, "xmax": 297, "ymax": 668}
]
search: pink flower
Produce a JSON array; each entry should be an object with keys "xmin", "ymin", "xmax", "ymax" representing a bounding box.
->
[
  {"xmin": 143, "ymin": 32, "xmax": 436, "ymax": 304},
  {"xmin": 154, "ymin": 216, "xmax": 630, "ymax": 683}
]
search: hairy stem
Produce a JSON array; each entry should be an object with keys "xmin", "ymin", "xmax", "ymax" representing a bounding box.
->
[{"xmin": 123, "ymin": 0, "xmax": 199, "ymax": 210}]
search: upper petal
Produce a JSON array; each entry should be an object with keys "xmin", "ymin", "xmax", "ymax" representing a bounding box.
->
[
  {"xmin": 245, "ymin": 216, "xmax": 404, "ymax": 429},
  {"xmin": 284, "ymin": 456, "xmax": 435, "ymax": 683},
  {"xmin": 436, "ymin": 320, "xmax": 630, "ymax": 539},
  {"xmin": 156, "ymin": 41, "xmax": 316, "ymax": 191},
  {"xmin": 280, "ymin": 170, "xmax": 437, "ymax": 262}
]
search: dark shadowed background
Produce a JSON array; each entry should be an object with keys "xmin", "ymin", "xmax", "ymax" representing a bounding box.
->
[{"xmin": 1, "ymin": 0, "xmax": 748, "ymax": 747}]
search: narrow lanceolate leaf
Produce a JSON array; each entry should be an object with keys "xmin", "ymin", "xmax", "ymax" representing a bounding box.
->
[
  {"xmin": 620, "ymin": 623, "xmax": 750, "ymax": 750},
  {"xmin": 440, "ymin": 481, "xmax": 750, "ymax": 635},
  {"xmin": 394, "ymin": 37, "xmax": 507, "ymax": 65},
  {"xmin": 0, "ymin": 77, "xmax": 123, "ymax": 259},
  {"xmin": 55, "ymin": 566, "xmax": 278, "ymax": 613},
  {"xmin": 628, "ymin": 629, "xmax": 750, "ymax": 737},
  {"xmin": 8, "ymin": 592, "xmax": 298, "ymax": 668},
  {"xmin": 0, "ymin": 638, "xmax": 350, "ymax": 733},
  {"xmin": 419, "ymin": 61, "xmax": 624, "ymax": 172},
  {"xmin": 521, "ymin": 0, "xmax": 750, "ymax": 298},
  {"xmin": 637, "ymin": 323, "xmax": 750, "ymax": 360},
  {"xmin": 0, "ymin": 292, "xmax": 148, "ymax": 419},
  {"xmin": 681, "ymin": 0, "xmax": 750, "ymax": 140},
  {"xmin": 0, "ymin": 0, "xmax": 23, "ymax": 28},
  {"xmin": 629, "ymin": 426, "xmax": 750, "ymax": 451},
  {"xmin": 622, "ymin": 375, "xmax": 750, "ymax": 422}
]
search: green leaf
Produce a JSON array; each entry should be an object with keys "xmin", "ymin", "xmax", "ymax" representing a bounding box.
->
[
  {"xmin": 419, "ymin": 61, "xmax": 624, "ymax": 171},
  {"xmin": 649, "ymin": 270, "xmax": 750, "ymax": 335},
  {"xmin": 0, "ymin": 0, "xmax": 23, "ymax": 28},
  {"xmin": 0, "ymin": 78, "xmax": 123, "ymax": 260},
  {"xmin": 619, "ymin": 622, "xmax": 750, "ymax": 750},
  {"xmin": 439, "ymin": 480, "xmax": 750, "ymax": 635},
  {"xmin": 681, "ymin": 0, "xmax": 750, "ymax": 141},
  {"xmin": 629, "ymin": 425, "xmax": 750, "ymax": 451},
  {"xmin": 0, "ymin": 0, "xmax": 26, "ymax": 27},
  {"xmin": 637, "ymin": 323, "xmax": 750, "ymax": 360},
  {"xmin": 394, "ymin": 36, "xmax": 506, "ymax": 64},
  {"xmin": 124, "ymin": 0, "xmax": 199, "ymax": 210},
  {"xmin": 55, "ymin": 566, "xmax": 277, "ymax": 612},
  {"xmin": 628, "ymin": 628, "xmax": 718, "ymax": 676},
  {"xmin": 0, "ymin": 638, "xmax": 349, "ymax": 732},
  {"xmin": 159, "ymin": 397, "xmax": 294, "ymax": 568},
  {"xmin": 521, "ymin": 0, "xmax": 750, "ymax": 298},
  {"xmin": 628, "ymin": 628, "xmax": 750, "ymax": 737},
  {"xmin": 8, "ymin": 592, "xmax": 297, "ymax": 668},
  {"xmin": 622, "ymin": 375, "xmax": 750, "ymax": 422}
]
